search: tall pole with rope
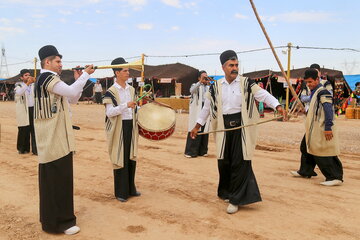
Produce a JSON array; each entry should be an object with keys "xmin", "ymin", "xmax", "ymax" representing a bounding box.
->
[
  {"xmin": 249, "ymin": 0, "xmax": 304, "ymax": 111},
  {"xmin": 285, "ymin": 42, "xmax": 292, "ymax": 112},
  {"xmin": 139, "ymin": 53, "xmax": 145, "ymax": 106}
]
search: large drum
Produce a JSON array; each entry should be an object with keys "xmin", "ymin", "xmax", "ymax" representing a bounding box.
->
[{"xmin": 137, "ymin": 102, "xmax": 176, "ymax": 141}]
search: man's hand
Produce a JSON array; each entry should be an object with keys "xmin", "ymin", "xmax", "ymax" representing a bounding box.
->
[
  {"xmin": 200, "ymin": 77, "xmax": 210, "ymax": 85},
  {"xmin": 127, "ymin": 101, "xmax": 136, "ymax": 109},
  {"xmin": 26, "ymin": 76, "xmax": 35, "ymax": 85},
  {"xmin": 190, "ymin": 123, "xmax": 202, "ymax": 139},
  {"xmin": 73, "ymin": 65, "xmax": 83, "ymax": 80},
  {"xmin": 276, "ymin": 105, "xmax": 288, "ymax": 121},
  {"xmin": 324, "ymin": 131, "xmax": 333, "ymax": 141},
  {"xmin": 84, "ymin": 64, "xmax": 95, "ymax": 75}
]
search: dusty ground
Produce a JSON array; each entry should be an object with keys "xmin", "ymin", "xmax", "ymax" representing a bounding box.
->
[{"xmin": 0, "ymin": 101, "xmax": 359, "ymax": 240}]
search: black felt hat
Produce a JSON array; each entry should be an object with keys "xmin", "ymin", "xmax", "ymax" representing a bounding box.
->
[
  {"xmin": 20, "ymin": 69, "xmax": 30, "ymax": 76},
  {"xmin": 309, "ymin": 63, "xmax": 320, "ymax": 71},
  {"xmin": 38, "ymin": 45, "xmax": 62, "ymax": 61},
  {"xmin": 220, "ymin": 50, "xmax": 238, "ymax": 65},
  {"xmin": 304, "ymin": 68, "xmax": 318, "ymax": 80},
  {"xmin": 111, "ymin": 57, "xmax": 128, "ymax": 72}
]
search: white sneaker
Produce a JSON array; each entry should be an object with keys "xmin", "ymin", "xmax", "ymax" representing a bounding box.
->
[
  {"xmin": 320, "ymin": 179, "xmax": 343, "ymax": 186},
  {"xmin": 202, "ymin": 154, "xmax": 209, "ymax": 157},
  {"xmin": 184, "ymin": 154, "xmax": 192, "ymax": 158},
  {"xmin": 226, "ymin": 203, "xmax": 238, "ymax": 214},
  {"xmin": 64, "ymin": 226, "xmax": 80, "ymax": 235},
  {"xmin": 290, "ymin": 170, "xmax": 301, "ymax": 177}
]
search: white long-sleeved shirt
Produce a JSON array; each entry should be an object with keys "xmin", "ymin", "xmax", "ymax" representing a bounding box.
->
[
  {"xmin": 197, "ymin": 77, "xmax": 280, "ymax": 126},
  {"xmin": 15, "ymin": 82, "xmax": 35, "ymax": 107},
  {"xmin": 94, "ymin": 83, "xmax": 102, "ymax": 92},
  {"xmin": 189, "ymin": 82, "xmax": 209, "ymax": 103},
  {"xmin": 105, "ymin": 82, "xmax": 133, "ymax": 120},
  {"xmin": 40, "ymin": 69, "xmax": 90, "ymax": 104}
]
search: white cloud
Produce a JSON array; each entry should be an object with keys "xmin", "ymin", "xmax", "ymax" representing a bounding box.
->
[
  {"xmin": 137, "ymin": 23, "xmax": 153, "ymax": 30},
  {"xmin": 0, "ymin": 18, "xmax": 11, "ymax": 25},
  {"xmin": 58, "ymin": 10, "xmax": 72, "ymax": 15},
  {"xmin": 123, "ymin": 0, "xmax": 147, "ymax": 7},
  {"xmin": 0, "ymin": 26, "xmax": 25, "ymax": 40},
  {"xmin": 15, "ymin": 18, "xmax": 24, "ymax": 22},
  {"xmin": 261, "ymin": 11, "xmax": 334, "ymax": 23},
  {"xmin": 119, "ymin": 12, "xmax": 129, "ymax": 17},
  {"xmin": 59, "ymin": 18, "xmax": 68, "ymax": 23},
  {"xmin": 0, "ymin": 26, "xmax": 24, "ymax": 33},
  {"xmin": 95, "ymin": 9, "xmax": 105, "ymax": 14},
  {"xmin": 171, "ymin": 26, "xmax": 179, "ymax": 31},
  {"xmin": 31, "ymin": 14, "xmax": 46, "ymax": 19},
  {"xmin": 234, "ymin": 13, "xmax": 248, "ymax": 20},
  {"xmin": 161, "ymin": 0, "xmax": 181, "ymax": 8},
  {"xmin": 184, "ymin": 2, "xmax": 196, "ymax": 8}
]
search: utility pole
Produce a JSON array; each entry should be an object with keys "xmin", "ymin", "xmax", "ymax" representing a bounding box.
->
[{"xmin": 0, "ymin": 44, "xmax": 10, "ymax": 78}]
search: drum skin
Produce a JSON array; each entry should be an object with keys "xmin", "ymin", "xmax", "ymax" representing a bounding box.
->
[{"xmin": 137, "ymin": 102, "xmax": 176, "ymax": 141}]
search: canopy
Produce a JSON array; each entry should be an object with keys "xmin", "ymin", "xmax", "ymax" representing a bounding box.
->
[{"xmin": 344, "ymin": 75, "xmax": 360, "ymax": 91}]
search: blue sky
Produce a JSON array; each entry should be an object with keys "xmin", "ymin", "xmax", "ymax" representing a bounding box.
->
[{"xmin": 1, "ymin": 0, "xmax": 359, "ymax": 79}]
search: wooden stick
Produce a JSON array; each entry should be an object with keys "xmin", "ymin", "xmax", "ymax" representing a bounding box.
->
[
  {"xmin": 197, "ymin": 116, "xmax": 284, "ymax": 135},
  {"xmin": 249, "ymin": 0, "xmax": 304, "ymax": 111}
]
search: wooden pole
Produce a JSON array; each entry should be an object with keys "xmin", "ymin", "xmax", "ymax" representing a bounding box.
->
[
  {"xmin": 249, "ymin": 0, "xmax": 304, "ymax": 111},
  {"xmin": 285, "ymin": 43, "xmax": 291, "ymax": 112},
  {"xmin": 198, "ymin": 116, "xmax": 284, "ymax": 135},
  {"xmin": 139, "ymin": 53, "xmax": 145, "ymax": 106},
  {"xmin": 34, "ymin": 57, "xmax": 38, "ymax": 79}
]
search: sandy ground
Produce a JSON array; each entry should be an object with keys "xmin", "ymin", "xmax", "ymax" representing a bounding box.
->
[{"xmin": 0, "ymin": 101, "xmax": 360, "ymax": 240}]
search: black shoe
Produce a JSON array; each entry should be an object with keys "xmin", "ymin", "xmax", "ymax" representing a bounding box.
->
[
  {"xmin": 116, "ymin": 197, "xmax": 127, "ymax": 202},
  {"xmin": 131, "ymin": 191, "xmax": 141, "ymax": 197}
]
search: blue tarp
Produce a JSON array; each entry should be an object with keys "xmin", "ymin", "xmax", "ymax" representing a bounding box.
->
[
  {"xmin": 344, "ymin": 75, "xmax": 360, "ymax": 91},
  {"xmin": 89, "ymin": 78, "xmax": 97, "ymax": 83},
  {"xmin": 209, "ymin": 75, "xmax": 224, "ymax": 81}
]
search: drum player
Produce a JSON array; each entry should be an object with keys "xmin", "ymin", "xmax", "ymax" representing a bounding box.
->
[{"xmin": 103, "ymin": 57, "xmax": 141, "ymax": 202}]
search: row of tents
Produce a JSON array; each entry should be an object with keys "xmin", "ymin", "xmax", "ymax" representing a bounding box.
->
[{"xmin": 0, "ymin": 63, "xmax": 357, "ymax": 113}]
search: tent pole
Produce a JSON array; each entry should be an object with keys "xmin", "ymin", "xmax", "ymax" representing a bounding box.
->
[
  {"xmin": 285, "ymin": 43, "xmax": 292, "ymax": 112},
  {"xmin": 249, "ymin": 0, "xmax": 304, "ymax": 111}
]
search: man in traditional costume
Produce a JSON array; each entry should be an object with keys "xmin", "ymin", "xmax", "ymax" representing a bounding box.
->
[
  {"xmin": 93, "ymin": 79, "xmax": 103, "ymax": 104},
  {"xmin": 103, "ymin": 57, "xmax": 140, "ymax": 202},
  {"xmin": 191, "ymin": 50, "xmax": 285, "ymax": 214},
  {"xmin": 15, "ymin": 69, "xmax": 37, "ymax": 155},
  {"xmin": 291, "ymin": 64, "xmax": 334, "ymax": 179},
  {"xmin": 34, "ymin": 45, "xmax": 95, "ymax": 235},
  {"xmin": 291, "ymin": 69, "xmax": 343, "ymax": 186},
  {"xmin": 184, "ymin": 70, "xmax": 210, "ymax": 158}
]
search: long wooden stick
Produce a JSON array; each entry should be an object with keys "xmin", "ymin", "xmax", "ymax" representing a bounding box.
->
[
  {"xmin": 197, "ymin": 116, "xmax": 284, "ymax": 135},
  {"xmin": 249, "ymin": 0, "xmax": 304, "ymax": 111}
]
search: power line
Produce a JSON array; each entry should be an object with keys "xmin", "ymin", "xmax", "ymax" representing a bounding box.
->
[
  {"xmin": 7, "ymin": 61, "xmax": 32, "ymax": 66},
  {"xmin": 146, "ymin": 46, "xmax": 289, "ymax": 58},
  {"xmin": 62, "ymin": 55, "xmax": 141, "ymax": 63},
  {"xmin": 292, "ymin": 46, "xmax": 360, "ymax": 52}
]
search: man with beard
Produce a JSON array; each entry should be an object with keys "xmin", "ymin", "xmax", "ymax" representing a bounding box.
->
[{"xmin": 191, "ymin": 50, "xmax": 286, "ymax": 214}]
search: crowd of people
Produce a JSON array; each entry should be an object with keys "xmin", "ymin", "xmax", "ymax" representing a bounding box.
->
[{"xmin": 13, "ymin": 45, "xmax": 343, "ymax": 236}]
